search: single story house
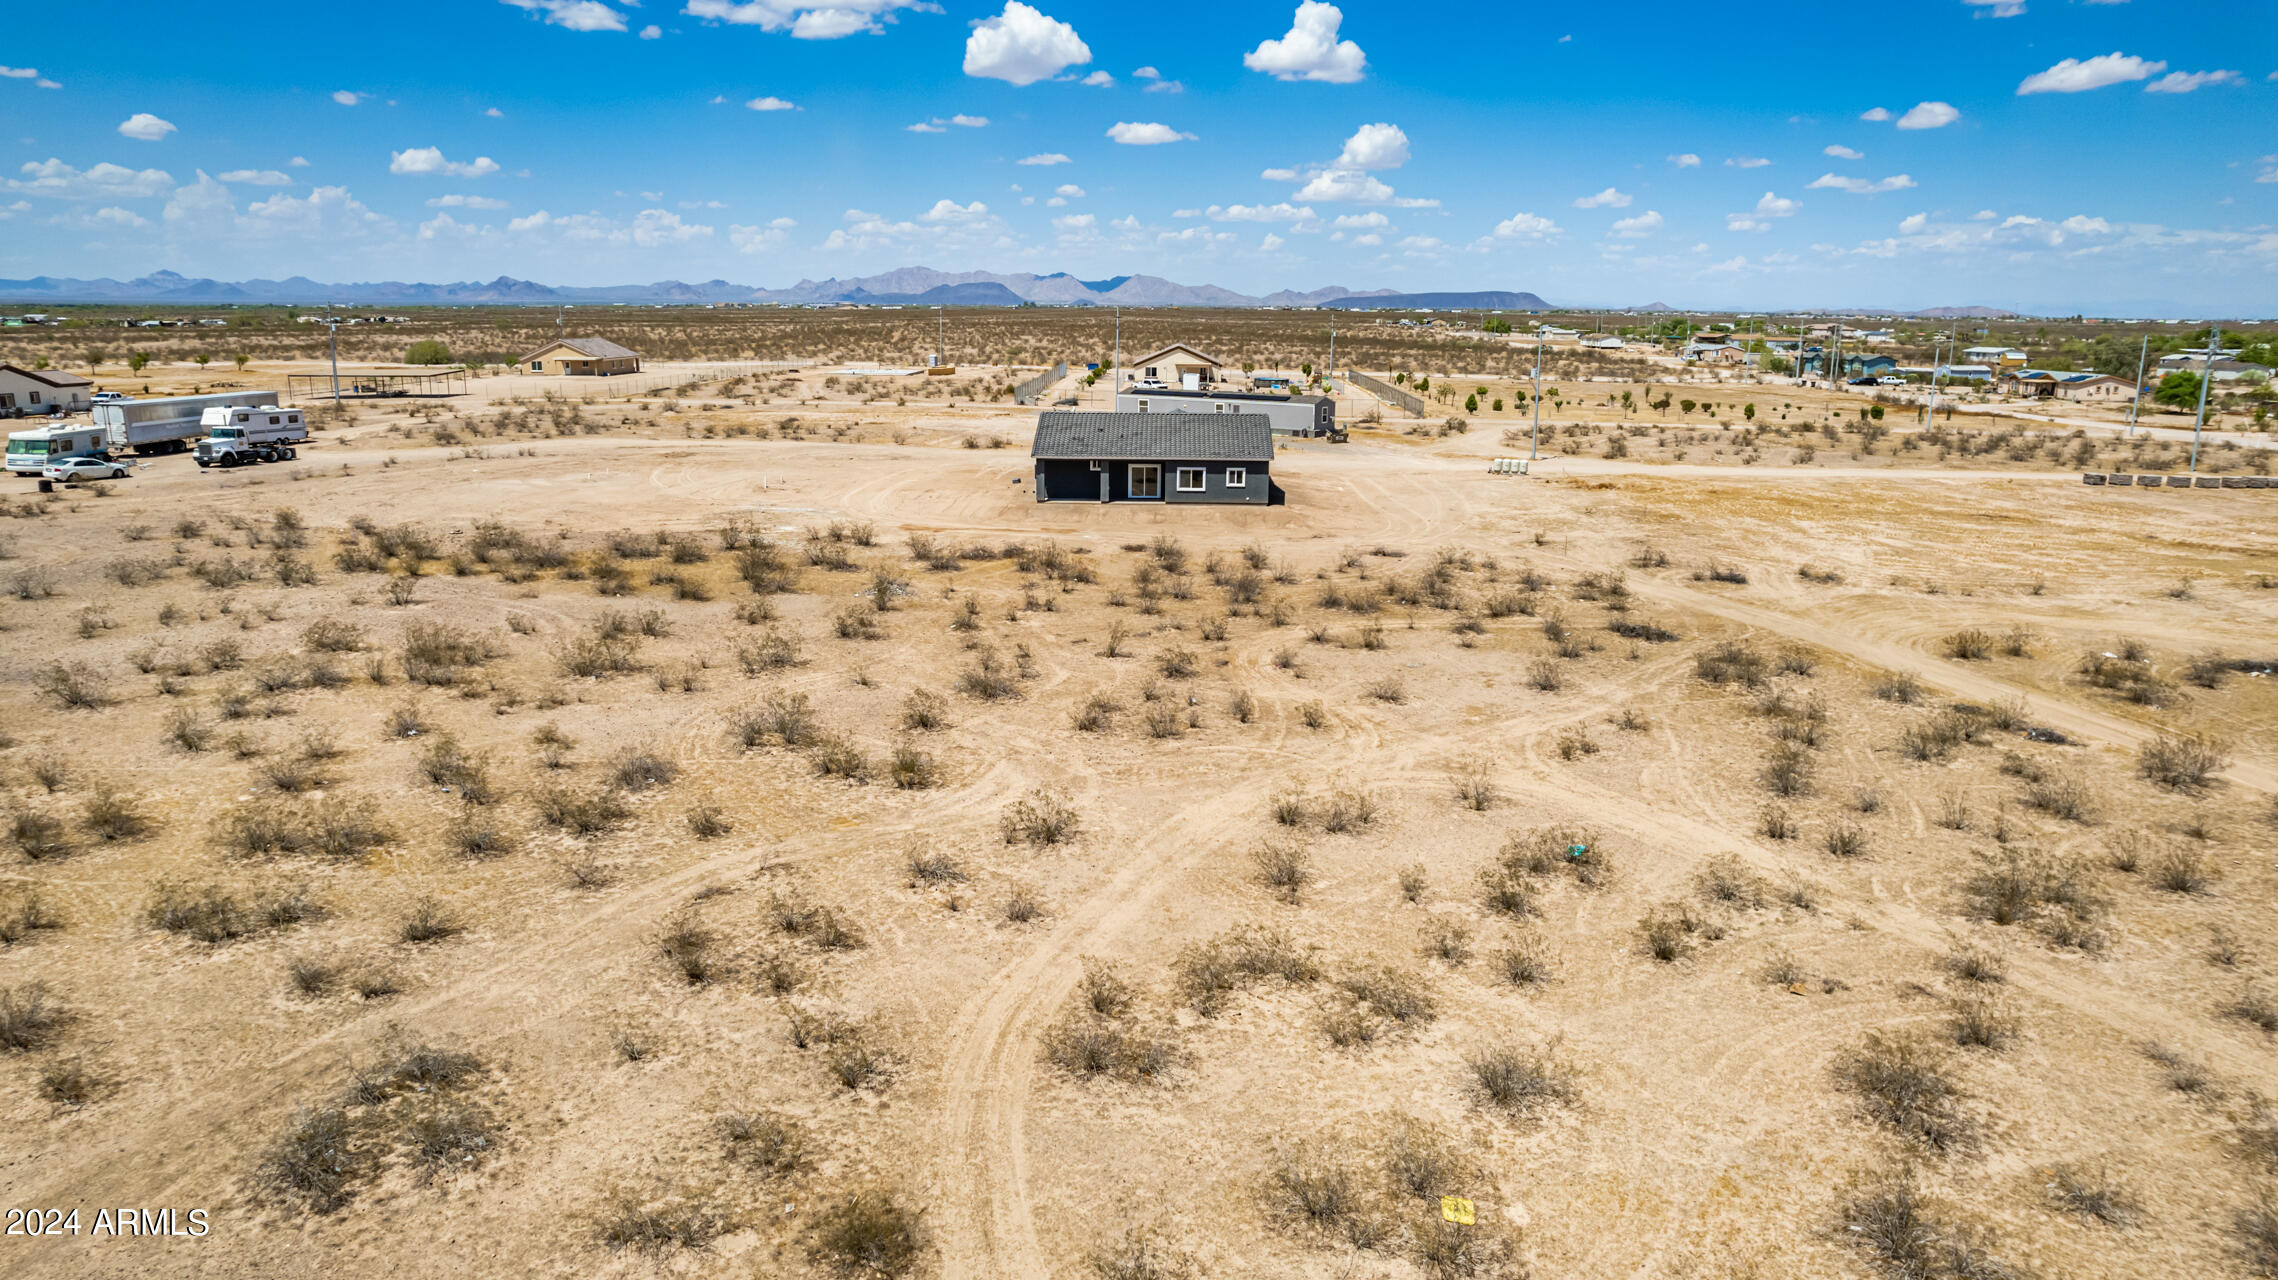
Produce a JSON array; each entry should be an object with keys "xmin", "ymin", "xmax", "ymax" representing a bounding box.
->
[
  {"xmin": 2001, "ymin": 369, "xmax": 2139, "ymax": 402},
  {"xmin": 1937, "ymin": 364, "xmax": 1995, "ymax": 381},
  {"xmin": 518, "ymin": 337, "xmax": 642, "ymax": 376},
  {"xmin": 2157, "ymin": 353, "xmax": 2271, "ymax": 383},
  {"xmin": 1537, "ymin": 325, "xmax": 1580, "ymax": 341},
  {"xmin": 1031, "ymin": 411, "xmax": 1273, "ymax": 505},
  {"xmin": 1685, "ymin": 342, "xmax": 1749, "ymax": 365},
  {"xmin": 1842, "ymin": 354, "xmax": 1898, "ymax": 378},
  {"xmin": 1855, "ymin": 329, "xmax": 1896, "ymax": 344},
  {"xmin": 0, "ymin": 364, "xmax": 94, "ymax": 416},
  {"xmin": 1125, "ymin": 343, "xmax": 1228, "ymax": 391},
  {"xmin": 1113, "ymin": 385, "xmax": 1336, "ymax": 437},
  {"xmin": 1964, "ymin": 346, "xmax": 2029, "ymax": 369},
  {"xmin": 1580, "ymin": 334, "xmax": 1624, "ymax": 349}
]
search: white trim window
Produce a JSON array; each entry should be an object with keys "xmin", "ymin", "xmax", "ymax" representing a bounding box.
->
[
  {"xmin": 1175, "ymin": 467, "xmax": 1206, "ymax": 492},
  {"xmin": 1225, "ymin": 467, "xmax": 1247, "ymax": 488},
  {"xmin": 530, "ymin": 361, "xmax": 544, "ymax": 372},
  {"xmin": 1128, "ymin": 463, "xmax": 1161, "ymax": 498}
]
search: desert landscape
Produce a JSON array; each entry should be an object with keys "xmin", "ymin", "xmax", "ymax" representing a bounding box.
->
[{"xmin": 0, "ymin": 310, "xmax": 2272, "ymax": 1280}]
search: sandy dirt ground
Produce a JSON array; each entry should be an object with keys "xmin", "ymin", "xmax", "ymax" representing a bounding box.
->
[{"xmin": 0, "ymin": 370, "xmax": 2274, "ymax": 1280}]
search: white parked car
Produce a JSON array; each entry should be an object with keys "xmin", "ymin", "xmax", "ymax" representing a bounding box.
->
[
  {"xmin": 90, "ymin": 391, "xmax": 130, "ymax": 405},
  {"xmin": 42, "ymin": 457, "xmax": 130, "ymax": 483},
  {"xmin": 1876, "ymin": 376, "xmax": 1905, "ymax": 386}
]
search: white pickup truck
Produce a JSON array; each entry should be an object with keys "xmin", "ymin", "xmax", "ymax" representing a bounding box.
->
[{"xmin": 192, "ymin": 405, "xmax": 307, "ymax": 468}]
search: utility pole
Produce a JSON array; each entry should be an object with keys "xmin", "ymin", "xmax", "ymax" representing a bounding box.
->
[
  {"xmin": 2124, "ymin": 333, "xmax": 2148, "ymax": 438},
  {"xmin": 326, "ymin": 301, "xmax": 341, "ymax": 404},
  {"xmin": 1112, "ymin": 305, "xmax": 1121, "ymax": 398},
  {"xmin": 1327, "ymin": 325, "xmax": 1335, "ymax": 390},
  {"xmin": 1925, "ymin": 331, "xmax": 1944, "ymax": 425},
  {"xmin": 1529, "ymin": 330, "xmax": 1543, "ymax": 461},
  {"xmin": 2189, "ymin": 323, "xmax": 2219, "ymax": 473}
]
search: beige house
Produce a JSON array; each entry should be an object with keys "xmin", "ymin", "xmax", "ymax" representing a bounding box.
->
[
  {"xmin": 2002, "ymin": 370, "xmax": 2138, "ymax": 402},
  {"xmin": 0, "ymin": 364, "xmax": 93, "ymax": 415},
  {"xmin": 1127, "ymin": 343, "xmax": 1228, "ymax": 390},
  {"xmin": 519, "ymin": 337, "xmax": 641, "ymax": 376}
]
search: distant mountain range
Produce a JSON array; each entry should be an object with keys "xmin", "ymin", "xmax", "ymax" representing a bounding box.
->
[
  {"xmin": 0, "ymin": 268, "xmax": 2025, "ymax": 319},
  {"xmin": 0, "ymin": 267, "xmax": 1542, "ymax": 311}
]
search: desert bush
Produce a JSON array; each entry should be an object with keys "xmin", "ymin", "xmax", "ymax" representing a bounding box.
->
[
  {"xmin": 1874, "ymin": 671, "xmax": 1925, "ymax": 704},
  {"xmin": 610, "ymin": 750, "xmax": 677, "ymax": 791},
  {"xmin": 0, "ymin": 982, "xmax": 66, "ymax": 1053},
  {"xmin": 1762, "ymin": 741, "xmax": 1813, "ymax": 797},
  {"xmin": 1948, "ymin": 992, "xmax": 2020, "ymax": 1050},
  {"xmin": 1945, "ymin": 944, "xmax": 2006, "ymax": 985},
  {"xmin": 1085, "ymin": 1228, "xmax": 1196, "ymax": 1280},
  {"xmin": 80, "ymin": 784, "xmax": 153, "ymax": 842},
  {"xmin": 534, "ymin": 785, "xmax": 631, "ymax": 837},
  {"xmin": 1001, "ymin": 788, "xmax": 1080, "ymax": 846},
  {"xmin": 1340, "ymin": 966, "xmax": 1436, "ymax": 1026},
  {"xmin": 1316, "ymin": 786, "xmax": 1379, "ymax": 833},
  {"xmin": 1176, "ymin": 925, "xmax": 1320, "ymax": 1016},
  {"xmin": 1694, "ymin": 640, "xmax": 1768, "ymax": 687},
  {"xmin": 1467, "ymin": 1041, "xmax": 1577, "ymax": 1114},
  {"xmin": 1942, "ymin": 629, "xmax": 1994, "ymax": 661},
  {"xmin": 1253, "ymin": 839, "xmax": 1312, "ymax": 903},
  {"xmin": 259, "ymin": 1105, "xmax": 366, "ymax": 1214},
  {"xmin": 37, "ymin": 662, "xmax": 109, "ymax": 710},
  {"xmin": 2139, "ymin": 735, "xmax": 2228, "ymax": 792},
  {"xmin": 720, "ymin": 1108, "xmax": 806, "ymax": 1175},
  {"xmin": 2045, "ymin": 1161, "xmax": 2140, "ymax": 1228},
  {"xmin": 10, "ymin": 810, "xmax": 69, "ymax": 860},
  {"xmin": 1834, "ymin": 1031, "xmax": 1968, "ymax": 1150},
  {"xmin": 900, "ymin": 688, "xmax": 948, "ymax": 731},
  {"xmin": 2151, "ymin": 846, "xmax": 2210, "ymax": 895},
  {"xmin": 1693, "ymin": 854, "xmax": 1767, "ymax": 908},
  {"xmin": 1823, "ymin": 819, "xmax": 1870, "ymax": 860},
  {"xmin": 599, "ymin": 1189, "xmax": 736, "ymax": 1253},
  {"xmin": 1448, "ymin": 756, "xmax": 1496, "ymax": 811},
  {"xmin": 398, "ymin": 896, "xmax": 463, "ymax": 944}
]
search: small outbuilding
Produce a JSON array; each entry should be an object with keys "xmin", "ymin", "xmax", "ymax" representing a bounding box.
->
[
  {"xmin": 0, "ymin": 364, "xmax": 93, "ymax": 416},
  {"xmin": 518, "ymin": 338, "xmax": 642, "ymax": 376},
  {"xmin": 1030, "ymin": 411, "xmax": 1273, "ymax": 505}
]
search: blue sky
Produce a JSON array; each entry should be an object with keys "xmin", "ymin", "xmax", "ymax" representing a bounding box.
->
[{"xmin": 3, "ymin": 0, "xmax": 2273, "ymax": 313}]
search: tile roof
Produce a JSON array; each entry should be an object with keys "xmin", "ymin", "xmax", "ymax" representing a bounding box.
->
[{"xmin": 1031, "ymin": 411, "xmax": 1274, "ymax": 462}]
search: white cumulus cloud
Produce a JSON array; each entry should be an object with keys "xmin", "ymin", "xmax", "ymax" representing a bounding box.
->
[
  {"xmin": 1897, "ymin": 101, "xmax": 1960, "ymax": 129},
  {"xmin": 1807, "ymin": 172, "xmax": 1916, "ymax": 194},
  {"xmin": 1490, "ymin": 212, "xmax": 1561, "ymax": 241},
  {"xmin": 963, "ymin": 2, "xmax": 1091, "ymax": 86},
  {"xmin": 427, "ymin": 193, "xmax": 510, "ymax": 209},
  {"xmin": 7, "ymin": 159, "xmax": 174, "ymax": 201},
  {"xmin": 1859, "ymin": 106, "xmax": 1892, "ymax": 121},
  {"xmin": 1055, "ymin": 183, "xmax": 1084, "ymax": 197},
  {"xmin": 118, "ymin": 113, "xmax": 177, "ymax": 142},
  {"xmin": 1107, "ymin": 121, "xmax": 1193, "ymax": 145},
  {"xmin": 746, "ymin": 95, "xmax": 798, "ymax": 111},
  {"xmin": 1667, "ymin": 153, "xmax": 1700, "ymax": 168},
  {"xmin": 217, "ymin": 169, "xmax": 294, "ymax": 186},
  {"xmin": 682, "ymin": 0, "xmax": 929, "ymax": 39},
  {"xmin": 1244, "ymin": 2, "xmax": 1366, "ymax": 83},
  {"xmin": 389, "ymin": 147, "xmax": 502, "ymax": 178},
  {"xmin": 1609, "ymin": 210, "xmax": 1662, "ymax": 237},
  {"xmin": 640, "ymin": 24, "xmax": 661, "ymax": 37},
  {"xmin": 1017, "ymin": 153, "xmax": 1071, "ymax": 166},
  {"xmin": 1725, "ymin": 156, "xmax": 1771, "ymax": 169},
  {"xmin": 502, "ymin": 0, "xmax": 628, "ymax": 32},
  {"xmin": 2145, "ymin": 70, "xmax": 2240, "ymax": 94},
  {"xmin": 332, "ymin": 90, "xmax": 363, "ymax": 106},
  {"xmin": 1336, "ymin": 122, "xmax": 1408, "ymax": 170},
  {"xmin": 1199, "ymin": 202, "xmax": 1316, "ymax": 222},
  {"xmin": 2018, "ymin": 53, "xmax": 2163, "ymax": 94},
  {"xmin": 1824, "ymin": 144, "xmax": 1863, "ymax": 160},
  {"xmin": 1572, "ymin": 187, "xmax": 1631, "ymax": 209}
]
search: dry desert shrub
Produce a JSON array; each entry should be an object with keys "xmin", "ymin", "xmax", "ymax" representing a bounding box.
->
[
  {"xmin": 1001, "ymin": 788, "xmax": 1080, "ymax": 846},
  {"xmin": 1176, "ymin": 925, "xmax": 1321, "ymax": 1016},
  {"xmin": 599, "ymin": 1188, "xmax": 737, "ymax": 1253},
  {"xmin": 534, "ymin": 785, "xmax": 631, "ymax": 837},
  {"xmin": 1086, "ymin": 1227, "xmax": 1197, "ymax": 1280},
  {"xmin": 1253, "ymin": 839, "xmax": 1312, "ymax": 903},
  {"xmin": 1467, "ymin": 1040, "xmax": 1578, "ymax": 1115},
  {"xmin": 1489, "ymin": 934, "xmax": 1556, "ymax": 987},
  {"xmin": 1947, "ymin": 992, "xmax": 2021, "ymax": 1050},
  {"xmin": 0, "ymin": 982, "xmax": 66, "ymax": 1053},
  {"xmin": 1448, "ymin": 756, "xmax": 1497, "ymax": 811},
  {"xmin": 1834, "ymin": 1031, "xmax": 1969, "ymax": 1151},
  {"xmin": 809, "ymin": 1190, "xmax": 925, "ymax": 1276},
  {"xmin": 2139, "ymin": 735, "xmax": 2228, "ymax": 792},
  {"xmin": 720, "ymin": 1108, "xmax": 807, "ymax": 1175},
  {"xmin": 2045, "ymin": 1161, "xmax": 2142, "ymax": 1228}
]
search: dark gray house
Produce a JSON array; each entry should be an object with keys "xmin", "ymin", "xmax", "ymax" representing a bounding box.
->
[{"xmin": 1030, "ymin": 411, "xmax": 1274, "ymax": 505}]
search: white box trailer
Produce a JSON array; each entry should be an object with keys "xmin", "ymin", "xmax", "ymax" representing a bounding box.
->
[
  {"xmin": 93, "ymin": 389, "xmax": 281, "ymax": 455},
  {"xmin": 6, "ymin": 424, "xmax": 111, "ymax": 475}
]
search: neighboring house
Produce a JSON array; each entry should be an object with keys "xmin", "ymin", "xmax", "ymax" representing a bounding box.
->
[
  {"xmin": 2158, "ymin": 353, "xmax": 2272, "ymax": 382},
  {"xmin": 0, "ymin": 364, "xmax": 94, "ymax": 416},
  {"xmin": 1580, "ymin": 334, "xmax": 1624, "ymax": 349},
  {"xmin": 519, "ymin": 338, "xmax": 642, "ymax": 376},
  {"xmin": 1964, "ymin": 346, "xmax": 2029, "ymax": 369},
  {"xmin": 1842, "ymin": 354, "xmax": 1898, "ymax": 378},
  {"xmin": 2002, "ymin": 369, "xmax": 2139, "ymax": 402},
  {"xmin": 1938, "ymin": 364, "xmax": 1995, "ymax": 381},
  {"xmin": 1126, "ymin": 343, "xmax": 1229, "ymax": 391},
  {"xmin": 1856, "ymin": 329, "xmax": 1896, "ymax": 344},
  {"xmin": 1030, "ymin": 411, "xmax": 1273, "ymax": 505},
  {"xmin": 1537, "ymin": 325, "xmax": 1580, "ymax": 341},
  {"xmin": 1113, "ymin": 386, "xmax": 1336, "ymax": 437},
  {"xmin": 1685, "ymin": 342, "xmax": 1749, "ymax": 365}
]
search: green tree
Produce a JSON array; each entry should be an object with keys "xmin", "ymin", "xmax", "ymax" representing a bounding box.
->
[
  {"xmin": 1464, "ymin": 393, "xmax": 1479, "ymax": 413},
  {"xmin": 1679, "ymin": 399, "xmax": 1696, "ymax": 414},
  {"xmin": 2154, "ymin": 371, "xmax": 2202, "ymax": 408},
  {"xmin": 406, "ymin": 339, "xmax": 454, "ymax": 366},
  {"xmin": 84, "ymin": 348, "xmax": 106, "ymax": 367},
  {"xmin": 127, "ymin": 351, "xmax": 149, "ymax": 373},
  {"xmin": 233, "ymin": 353, "xmax": 250, "ymax": 371},
  {"xmin": 1300, "ymin": 361, "xmax": 1313, "ymax": 376},
  {"xmin": 1869, "ymin": 405, "xmax": 1884, "ymax": 421},
  {"xmin": 194, "ymin": 353, "xmax": 211, "ymax": 368},
  {"xmin": 1743, "ymin": 403, "xmax": 1756, "ymax": 422},
  {"xmin": 1491, "ymin": 398, "xmax": 1503, "ymax": 412}
]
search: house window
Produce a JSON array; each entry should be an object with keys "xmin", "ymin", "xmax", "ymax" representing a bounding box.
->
[
  {"xmin": 1129, "ymin": 464, "xmax": 1161, "ymax": 498},
  {"xmin": 1175, "ymin": 467, "xmax": 1206, "ymax": 492},
  {"xmin": 1226, "ymin": 468, "xmax": 1247, "ymax": 488},
  {"xmin": 531, "ymin": 361, "xmax": 544, "ymax": 372},
  {"xmin": 0, "ymin": 394, "xmax": 12, "ymax": 408},
  {"xmin": 1212, "ymin": 402, "xmax": 1227, "ymax": 413},
  {"xmin": 29, "ymin": 392, "xmax": 42, "ymax": 405},
  {"xmin": 1136, "ymin": 399, "xmax": 1149, "ymax": 413},
  {"xmin": 1144, "ymin": 366, "xmax": 1158, "ymax": 377}
]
